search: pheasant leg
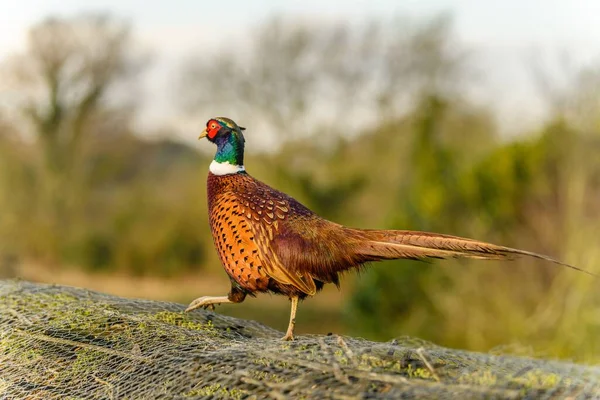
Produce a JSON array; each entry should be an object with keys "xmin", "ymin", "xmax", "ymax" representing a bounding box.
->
[
  {"xmin": 185, "ymin": 286, "xmax": 247, "ymax": 312},
  {"xmin": 281, "ymin": 296, "xmax": 299, "ymax": 341},
  {"xmin": 185, "ymin": 296, "xmax": 230, "ymax": 312}
]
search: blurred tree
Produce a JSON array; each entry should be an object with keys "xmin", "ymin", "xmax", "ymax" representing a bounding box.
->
[
  {"xmin": 0, "ymin": 13, "xmax": 214, "ymax": 276},
  {"xmin": 181, "ymin": 18, "xmax": 324, "ymax": 141},
  {"xmin": 8, "ymin": 13, "xmax": 144, "ymax": 174},
  {"xmin": 61, "ymin": 135, "xmax": 210, "ymax": 276},
  {"xmin": 1, "ymin": 13, "xmax": 146, "ymax": 261},
  {"xmin": 345, "ymin": 93, "xmax": 496, "ymax": 340},
  {"xmin": 180, "ymin": 15, "xmax": 470, "ymax": 145}
]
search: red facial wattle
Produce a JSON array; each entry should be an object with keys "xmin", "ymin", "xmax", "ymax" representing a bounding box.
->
[{"xmin": 206, "ymin": 120, "xmax": 221, "ymax": 139}]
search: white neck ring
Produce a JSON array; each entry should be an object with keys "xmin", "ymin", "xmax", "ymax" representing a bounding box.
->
[{"xmin": 210, "ymin": 160, "xmax": 245, "ymax": 175}]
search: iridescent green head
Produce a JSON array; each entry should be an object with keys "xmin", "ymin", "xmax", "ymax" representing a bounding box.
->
[{"xmin": 200, "ymin": 117, "xmax": 246, "ymax": 174}]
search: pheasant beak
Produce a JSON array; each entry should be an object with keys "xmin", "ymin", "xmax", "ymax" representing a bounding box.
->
[{"xmin": 198, "ymin": 128, "xmax": 208, "ymax": 140}]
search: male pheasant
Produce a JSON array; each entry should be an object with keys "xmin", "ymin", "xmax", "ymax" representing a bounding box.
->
[{"xmin": 185, "ymin": 117, "xmax": 596, "ymax": 341}]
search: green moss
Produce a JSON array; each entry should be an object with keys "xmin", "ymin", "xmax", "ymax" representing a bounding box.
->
[
  {"xmin": 44, "ymin": 292, "xmax": 80, "ymax": 304},
  {"xmin": 3, "ymin": 292, "xmax": 120, "ymax": 339},
  {"xmin": 358, "ymin": 354, "xmax": 402, "ymax": 372},
  {"xmin": 68, "ymin": 348, "xmax": 112, "ymax": 379},
  {"xmin": 458, "ymin": 370, "xmax": 498, "ymax": 386},
  {"xmin": 512, "ymin": 371, "xmax": 561, "ymax": 389},
  {"xmin": 405, "ymin": 364, "xmax": 435, "ymax": 381},
  {"xmin": 253, "ymin": 357, "xmax": 272, "ymax": 367},
  {"xmin": 252, "ymin": 357, "xmax": 291, "ymax": 369},
  {"xmin": 151, "ymin": 311, "xmax": 217, "ymax": 332},
  {"xmin": 0, "ymin": 332, "xmax": 42, "ymax": 365},
  {"xmin": 184, "ymin": 383, "xmax": 247, "ymax": 399},
  {"xmin": 280, "ymin": 343, "xmax": 292, "ymax": 351},
  {"xmin": 250, "ymin": 370, "xmax": 285, "ymax": 383}
]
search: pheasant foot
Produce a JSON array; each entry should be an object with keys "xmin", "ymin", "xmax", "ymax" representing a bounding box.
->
[{"xmin": 185, "ymin": 296, "xmax": 231, "ymax": 312}]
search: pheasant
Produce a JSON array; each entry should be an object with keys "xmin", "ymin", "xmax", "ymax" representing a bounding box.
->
[{"xmin": 185, "ymin": 117, "xmax": 597, "ymax": 341}]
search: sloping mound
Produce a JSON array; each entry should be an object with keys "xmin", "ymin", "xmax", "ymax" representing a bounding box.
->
[{"xmin": 0, "ymin": 280, "xmax": 598, "ymax": 399}]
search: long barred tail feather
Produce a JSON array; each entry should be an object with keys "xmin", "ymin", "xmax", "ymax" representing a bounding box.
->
[{"xmin": 355, "ymin": 229, "xmax": 599, "ymax": 278}]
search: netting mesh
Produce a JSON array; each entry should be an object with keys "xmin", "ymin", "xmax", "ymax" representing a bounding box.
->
[{"xmin": 1, "ymin": 280, "xmax": 599, "ymax": 399}]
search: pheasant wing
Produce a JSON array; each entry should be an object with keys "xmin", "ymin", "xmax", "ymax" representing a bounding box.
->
[
  {"xmin": 236, "ymin": 187, "xmax": 317, "ymax": 296},
  {"xmin": 250, "ymin": 222, "xmax": 317, "ymax": 295}
]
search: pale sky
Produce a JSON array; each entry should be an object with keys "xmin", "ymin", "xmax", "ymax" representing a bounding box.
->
[{"xmin": 1, "ymin": 0, "xmax": 599, "ymax": 136}]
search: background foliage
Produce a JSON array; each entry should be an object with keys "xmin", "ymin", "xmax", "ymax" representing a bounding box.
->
[{"xmin": 0, "ymin": 13, "xmax": 599, "ymax": 363}]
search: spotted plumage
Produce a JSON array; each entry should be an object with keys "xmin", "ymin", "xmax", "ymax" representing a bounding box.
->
[
  {"xmin": 185, "ymin": 117, "xmax": 597, "ymax": 341},
  {"xmin": 207, "ymin": 172, "xmax": 369, "ymax": 300}
]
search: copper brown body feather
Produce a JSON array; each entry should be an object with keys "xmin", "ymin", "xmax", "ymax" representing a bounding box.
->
[
  {"xmin": 208, "ymin": 172, "xmax": 366, "ymax": 299},
  {"xmin": 207, "ymin": 172, "xmax": 591, "ymax": 301}
]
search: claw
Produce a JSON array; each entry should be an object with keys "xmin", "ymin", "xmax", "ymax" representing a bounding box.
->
[{"xmin": 185, "ymin": 295, "xmax": 230, "ymax": 312}]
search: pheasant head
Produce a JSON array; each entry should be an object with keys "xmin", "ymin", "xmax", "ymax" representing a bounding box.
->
[{"xmin": 200, "ymin": 117, "xmax": 247, "ymax": 175}]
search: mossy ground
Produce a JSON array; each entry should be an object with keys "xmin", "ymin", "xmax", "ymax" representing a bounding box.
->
[{"xmin": 1, "ymin": 280, "xmax": 598, "ymax": 399}]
